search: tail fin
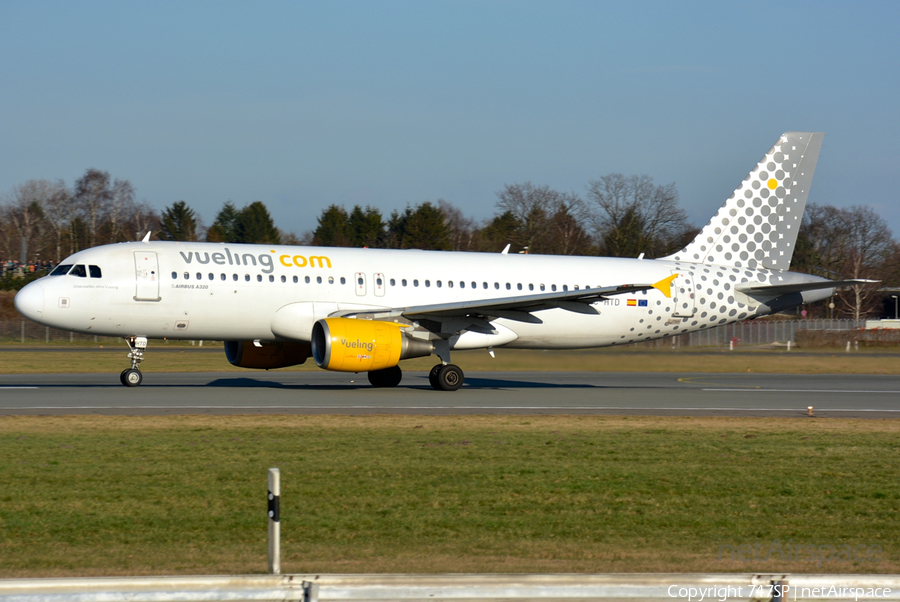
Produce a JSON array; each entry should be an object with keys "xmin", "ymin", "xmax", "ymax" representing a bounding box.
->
[{"xmin": 664, "ymin": 132, "xmax": 824, "ymax": 271}]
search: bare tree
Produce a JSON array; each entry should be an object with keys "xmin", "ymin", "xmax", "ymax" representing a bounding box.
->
[
  {"xmin": 41, "ymin": 180, "xmax": 74, "ymax": 262},
  {"xmin": 5, "ymin": 180, "xmax": 60, "ymax": 263},
  {"xmin": 797, "ymin": 203, "xmax": 893, "ymax": 320},
  {"xmin": 73, "ymin": 169, "xmax": 113, "ymax": 249},
  {"xmin": 495, "ymin": 182, "xmax": 586, "ymax": 254},
  {"xmin": 586, "ymin": 174, "xmax": 690, "ymax": 258},
  {"xmin": 438, "ymin": 199, "xmax": 476, "ymax": 251},
  {"xmin": 106, "ymin": 179, "xmax": 136, "ymax": 243}
]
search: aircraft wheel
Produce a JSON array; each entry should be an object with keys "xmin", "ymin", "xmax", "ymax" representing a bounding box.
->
[
  {"xmin": 428, "ymin": 364, "xmax": 442, "ymax": 389},
  {"xmin": 119, "ymin": 369, "xmax": 129, "ymax": 386},
  {"xmin": 435, "ymin": 364, "xmax": 464, "ymax": 391},
  {"xmin": 368, "ymin": 366, "xmax": 402, "ymax": 388},
  {"xmin": 122, "ymin": 368, "xmax": 142, "ymax": 387}
]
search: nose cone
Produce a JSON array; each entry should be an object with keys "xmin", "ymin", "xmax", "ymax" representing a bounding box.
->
[{"xmin": 14, "ymin": 282, "xmax": 45, "ymax": 323}]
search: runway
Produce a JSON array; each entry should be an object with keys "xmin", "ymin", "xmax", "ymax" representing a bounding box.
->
[{"xmin": 1, "ymin": 371, "xmax": 899, "ymax": 417}]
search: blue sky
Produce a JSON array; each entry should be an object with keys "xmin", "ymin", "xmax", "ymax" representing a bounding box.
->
[{"xmin": 1, "ymin": 0, "xmax": 898, "ymax": 241}]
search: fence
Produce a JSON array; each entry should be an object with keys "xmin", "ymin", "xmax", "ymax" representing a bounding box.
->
[{"xmin": 2, "ymin": 319, "xmax": 896, "ymax": 348}]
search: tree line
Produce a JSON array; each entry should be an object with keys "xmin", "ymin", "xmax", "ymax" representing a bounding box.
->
[{"xmin": 1, "ymin": 168, "xmax": 897, "ymax": 318}]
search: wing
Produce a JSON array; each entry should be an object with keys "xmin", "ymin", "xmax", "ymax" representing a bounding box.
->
[{"xmin": 333, "ymin": 275, "xmax": 678, "ymax": 333}]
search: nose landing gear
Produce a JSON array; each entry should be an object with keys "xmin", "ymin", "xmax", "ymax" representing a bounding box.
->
[{"xmin": 120, "ymin": 336, "xmax": 148, "ymax": 387}]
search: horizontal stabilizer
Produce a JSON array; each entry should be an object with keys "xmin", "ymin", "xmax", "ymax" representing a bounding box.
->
[{"xmin": 736, "ymin": 279, "xmax": 878, "ymax": 296}]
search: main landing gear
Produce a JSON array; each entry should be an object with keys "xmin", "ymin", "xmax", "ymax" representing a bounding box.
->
[
  {"xmin": 368, "ymin": 365, "xmax": 403, "ymax": 388},
  {"xmin": 120, "ymin": 336, "xmax": 147, "ymax": 387},
  {"xmin": 428, "ymin": 363, "xmax": 464, "ymax": 391}
]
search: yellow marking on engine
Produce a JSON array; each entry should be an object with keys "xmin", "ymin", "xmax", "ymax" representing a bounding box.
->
[{"xmin": 652, "ymin": 274, "xmax": 678, "ymax": 298}]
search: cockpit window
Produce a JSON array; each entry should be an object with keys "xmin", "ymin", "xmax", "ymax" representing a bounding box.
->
[
  {"xmin": 89, "ymin": 265, "xmax": 102, "ymax": 278},
  {"xmin": 50, "ymin": 264, "xmax": 73, "ymax": 276},
  {"xmin": 69, "ymin": 265, "xmax": 87, "ymax": 278}
]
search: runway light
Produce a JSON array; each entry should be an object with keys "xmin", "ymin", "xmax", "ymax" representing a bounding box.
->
[{"xmin": 808, "ymin": 406, "xmax": 814, "ymax": 416}]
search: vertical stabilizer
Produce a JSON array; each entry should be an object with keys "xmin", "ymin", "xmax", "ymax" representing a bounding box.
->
[{"xmin": 664, "ymin": 132, "xmax": 823, "ymax": 271}]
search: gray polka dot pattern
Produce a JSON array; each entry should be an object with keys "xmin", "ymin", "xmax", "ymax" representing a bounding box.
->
[{"xmin": 664, "ymin": 132, "xmax": 824, "ymax": 272}]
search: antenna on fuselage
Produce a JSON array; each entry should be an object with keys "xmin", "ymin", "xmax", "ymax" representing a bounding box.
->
[{"xmin": 141, "ymin": 232, "xmax": 152, "ymax": 243}]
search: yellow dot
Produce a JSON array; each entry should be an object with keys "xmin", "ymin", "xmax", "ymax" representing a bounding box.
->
[{"xmin": 767, "ymin": 178, "xmax": 778, "ymax": 190}]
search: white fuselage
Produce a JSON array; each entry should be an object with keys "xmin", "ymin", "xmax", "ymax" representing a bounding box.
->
[{"xmin": 16, "ymin": 241, "xmax": 832, "ymax": 350}]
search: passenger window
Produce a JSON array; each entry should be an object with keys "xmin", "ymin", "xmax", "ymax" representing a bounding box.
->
[
  {"xmin": 376, "ymin": 277, "xmax": 383, "ymax": 286},
  {"xmin": 171, "ymin": 271, "xmax": 177, "ymax": 279},
  {"xmin": 245, "ymin": 274, "xmax": 250, "ymax": 282},
  {"xmin": 460, "ymin": 281, "xmax": 465, "ymax": 289},
  {"xmin": 483, "ymin": 282, "xmax": 487, "ymax": 289},
  {"xmin": 494, "ymin": 282, "xmax": 499, "ymax": 289},
  {"xmin": 505, "ymin": 283, "xmax": 511, "ymax": 290},
  {"xmin": 220, "ymin": 274, "xmax": 226, "ymax": 281},
  {"xmin": 281, "ymin": 275, "xmax": 286, "ymax": 283},
  {"xmin": 50, "ymin": 264, "xmax": 72, "ymax": 276},
  {"xmin": 208, "ymin": 273, "xmax": 214, "ymax": 280},
  {"xmin": 402, "ymin": 279, "xmax": 407, "ymax": 286},
  {"xmin": 551, "ymin": 284, "xmax": 557, "ymax": 291},
  {"xmin": 540, "ymin": 284, "xmax": 545, "ymax": 291},
  {"xmin": 196, "ymin": 273, "xmax": 202, "ymax": 280},
  {"xmin": 425, "ymin": 280, "xmax": 430, "ymax": 287},
  {"xmin": 257, "ymin": 275, "xmax": 262, "ymax": 282},
  {"xmin": 448, "ymin": 281, "xmax": 453, "ymax": 288},
  {"xmin": 563, "ymin": 284, "xmax": 568, "ymax": 291},
  {"xmin": 390, "ymin": 278, "xmax": 395, "ymax": 286},
  {"xmin": 184, "ymin": 272, "xmax": 189, "ymax": 280},
  {"xmin": 233, "ymin": 274, "xmax": 238, "ymax": 281},
  {"xmin": 436, "ymin": 280, "xmax": 441, "ymax": 288},
  {"xmin": 69, "ymin": 265, "xmax": 87, "ymax": 278},
  {"xmin": 293, "ymin": 276, "xmax": 298, "ymax": 283},
  {"xmin": 316, "ymin": 276, "xmax": 322, "ymax": 284},
  {"xmin": 357, "ymin": 277, "xmax": 364, "ymax": 285},
  {"xmin": 305, "ymin": 276, "xmax": 310, "ymax": 284},
  {"xmin": 517, "ymin": 283, "xmax": 522, "ymax": 290},
  {"xmin": 529, "ymin": 284, "xmax": 534, "ymax": 291},
  {"xmin": 414, "ymin": 279, "xmax": 419, "ymax": 287},
  {"xmin": 328, "ymin": 276, "xmax": 334, "ymax": 284},
  {"xmin": 341, "ymin": 277, "xmax": 346, "ymax": 284},
  {"xmin": 471, "ymin": 282, "xmax": 476, "ymax": 289}
]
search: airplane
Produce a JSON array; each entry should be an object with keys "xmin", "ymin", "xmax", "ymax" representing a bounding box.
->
[{"xmin": 14, "ymin": 132, "xmax": 871, "ymax": 390}]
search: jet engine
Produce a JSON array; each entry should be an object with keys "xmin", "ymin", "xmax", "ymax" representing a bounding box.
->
[
  {"xmin": 311, "ymin": 318, "xmax": 433, "ymax": 372},
  {"xmin": 224, "ymin": 340, "xmax": 311, "ymax": 369}
]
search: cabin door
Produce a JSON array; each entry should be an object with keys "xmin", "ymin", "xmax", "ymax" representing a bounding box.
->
[{"xmin": 134, "ymin": 251, "xmax": 161, "ymax": 302}]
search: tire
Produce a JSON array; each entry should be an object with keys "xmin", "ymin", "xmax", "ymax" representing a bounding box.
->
[
  {"xmin": 428, "ymin": 364, "xmax": 442, "ymax": 389},
  {"xmin": 436, "ymin": 364, "xmax": 464, "ymax": 391},
  {"xmin": 122, "ymin": 368, "xmax": 142, "ymax": 387},
  {"xmin": 368, "ymin": 366, "xmax": 402, "ymax": 388},
  {"xmin": 119, "ymin": 369, "xmax": 129, "ymax": 386}
]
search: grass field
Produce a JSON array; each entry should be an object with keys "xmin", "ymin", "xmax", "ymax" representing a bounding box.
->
[
  {"xmin": 2, "ymin": 344, "xmax": 900, "ymax": 375},
  {"xmin": 1, "ymin": 415, "xmax": 898, "ymax": 577}
]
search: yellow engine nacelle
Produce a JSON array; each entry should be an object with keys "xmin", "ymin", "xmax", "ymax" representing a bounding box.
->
[
  {"xmin": 311, "ymin": 318, "xmax": 432, "ymax": 372},
  {"xmin": 224, "ymin": 340, "xmax": 311, "ymax": 369}
]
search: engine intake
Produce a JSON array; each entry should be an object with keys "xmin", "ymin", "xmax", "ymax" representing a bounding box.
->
[
  {"xmin": 311, "ymin": 318, "xmax": 433, "ymax": 372},
  {"xmin": 224, "ymin": 340, "xmax": 310, "ymax": 369}
]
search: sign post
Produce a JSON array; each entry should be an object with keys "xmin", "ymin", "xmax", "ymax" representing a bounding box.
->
[{"xmin": 267, "ymin": 468, "xmax": 280, "ymax": 574}]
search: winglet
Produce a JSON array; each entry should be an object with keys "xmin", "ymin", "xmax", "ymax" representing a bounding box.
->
[{"xmin": 652, "ymin": 274, "xmax": 678, "ymax": 298}]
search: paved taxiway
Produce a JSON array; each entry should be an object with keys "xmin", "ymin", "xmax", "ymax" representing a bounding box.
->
[{"xmin": 0, "ymin": 371, "xmax": 898, "ymax": 417}]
